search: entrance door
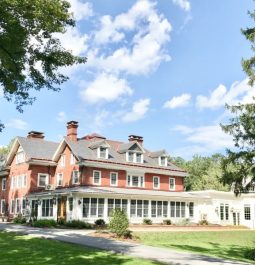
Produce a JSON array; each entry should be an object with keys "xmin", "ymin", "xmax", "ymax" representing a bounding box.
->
[{"xmin": 57, "ymin": 196, "xmax": 67, "ymax": 221}]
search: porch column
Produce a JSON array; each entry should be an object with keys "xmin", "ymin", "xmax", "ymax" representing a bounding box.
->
[
  {"xmin": 127, "ymin": 199, "xmax": 131, "ymax": 220},
  {"xmin": 103, "ymin": 198, "xmax": 108, "ymax": 221},
  {"xmin": 148, "ymin": 200, "xmax": 151, "ymax": 218}
]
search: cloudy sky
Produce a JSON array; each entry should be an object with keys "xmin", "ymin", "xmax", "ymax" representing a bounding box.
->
[{"xmin": 0, "ymin": 0, "xmax": 254, "ymax": 158}]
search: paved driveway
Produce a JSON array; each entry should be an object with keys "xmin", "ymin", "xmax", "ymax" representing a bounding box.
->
[{"xmin": 0, "ymin": 223, "xmax": 251, "ymax": 265}]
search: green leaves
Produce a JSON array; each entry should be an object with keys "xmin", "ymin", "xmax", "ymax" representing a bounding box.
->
[{"xmin": 0, "ymin": 0, "xmax": 86, "ymax": 126}]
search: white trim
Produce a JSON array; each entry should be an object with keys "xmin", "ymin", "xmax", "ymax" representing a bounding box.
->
[
  {"xmin": 153, "ymin": 176, "xmax": 160, "ymax": 189},
  {"xmin": 159, "ymin": 156, "xmax": 167, "ymax": 167},
  {"xmin": 97, "ymin": 147, "xmax": 109, "ymax": 159},
  {"xmin": 37, "ymin": 173, "xmax": 49, "ymax": 187},
  {"xmin": 72, "ymin": 170, "xmax": 80, "ymax": 185},
  {"xmin": 2, "ymin": 178, "xmax": 6, "ymax": 190},
  {"xmin": 126, "ymin": 151, "xmax": 144, "ymax": 164},
  {"xmin": 93, "ymin": 170, "xmax": 101, "ymax": 185},
  {"xmin": 60, "ymin": 154, "xmax": 66, "ymax": 167},
  {"xmin": 127, "ymin": 174, "xmax": 145, "ymax": 188},
  {"xmin": 10, "ymin": 199, "xmax": 15, "ymax": 214},
  {"xmin": 0, "ymin": 199, "xmax": 5, "ymax": 214},
  {"xmin": 52, "ymin": 138, "xmax": 66, "ymax": 162},
  {"xmin": 110, "ymin": 172, "xmax": 118, "ymax": 186},
  {"xmin": 70, "ymin": 153, "xmax": 75, "ymax": 165},
  {"xmin": 169, "ymin": 177, "xmax": 176, "ymax": 191},
  {"xmin": 56, "ymin": 172, "xmax": 63, "ymax": 186}
]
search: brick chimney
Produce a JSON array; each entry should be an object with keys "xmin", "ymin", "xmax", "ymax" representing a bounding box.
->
[
  {"xmin": 27, "ymin": 131, "xmax": 45, "ymax": 140},
  {"xmin": 67, "ymin": 121, "xmax": 78, "ymax": 141},
  {"xmin": 128, "ymin": 135, "xmax": 143, "ymax": 145}
]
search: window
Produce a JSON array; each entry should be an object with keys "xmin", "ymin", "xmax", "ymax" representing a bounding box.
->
[
  {"xmin": 68, "ymin": 198, "xmax": 73, "ymax": 211},
  {"xmin": 244, "ymin": 204, "xmax": 251, "ymax": 220},
  {"xmin": 189, "ymin": 202, "xmax": 194, "ymax": 218},
  {"xmin": 159, "ymin": 156, "xmax": 167, "ymax": 166},
  {"xmin": 11, "ymin": 175, "xmax": 27, "ymax": 189},
  {"xmin": 220, "ymin": 203, "xmax": 229, "ymax": 221},
  {"xmin": 93, "ymin": 171, "xmax": 101, "ymax": 185},
  {"xmin": 10, "ymin": 199, "xmax": 15, "ymax": 214},
  {"xmin": 151, "ymin": 200, "xmax": 168, "ymax": 218},
  {"xmin": 70, "ymin": 154, "xmax": 75, "ymax": 165},
  {"xmin": 110, "ymin": 172, "xmax": 118, "ymax": 186},
  {"xmin": 60, "ymin": 154, "xmax": 65, "ymax": 167},
  {"xmin": 170, "ymin": 201, "xmax": 186, "ymax": 218},
  {"xmin": 16, "ymin": 199, "xmax": 21, "ymax": 214},
  {"xmin": 169, "ymin": 178, "xmax": 175, "ymax": 190},
  {"xmin": 1, "ymin": 200, "xmax": 6, "ymax": 214},
  {"xmin": 16, "ymin": 147, "xmax": 25, "ymax": 164},
  {"xmin": 72, "ymin": 170, "xmax": 79, "ymax": 184},
  {"xmin": 126, "ymin": 152, "xmax": 143, "ymax": 163},
  {"xmin": 56, "ymin": 173, "xmax": 63, "ymax": 186},
  {"xmin": 31, "ymin": 200, "xmax": 38, "ymax": 217},
  {"xmin": 130, "ymin": 200, "xmax": 149, "ymax": 218},
  {"xmin": 38, "ymin": 174, "xmax": 49, "ymax": 187},
  {"xmin": 23, "ymin": 175, "xmax": 27, "ymax": 187},
  {"xmin": 2, "ymin": 178, "xmax": 6, "ymax": 190},
  {"xmin": 82, "ymin": 198, "xmax": 105, "ymax": 218},
  {"xmin": 107, "ymin": 199, "xmax": 127, "ymax": 216},
  {"xmin": 153, "ymin": 176, "xmax": 160, "ymax": 189},
  {"xmin": 42, "ymin": 199, "xmax": 53, "ymax": 217},
  {"xmin": 127, "ymin": 175, "xmax": 144, "ymax": 188},
  {"xmin": 98, "ymin": 147, "xmax": 108, "ymax": 159}
]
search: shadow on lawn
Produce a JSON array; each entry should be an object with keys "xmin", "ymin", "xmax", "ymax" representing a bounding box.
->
[
  {"xmin": 0, "ymin": 232, "xmax": 160, "ymax": 265},
  {"xmin": 169, "ymin": 242, "xmax": 255, "ymax": 263}
]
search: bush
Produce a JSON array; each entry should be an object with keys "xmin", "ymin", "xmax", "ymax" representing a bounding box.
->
[
  {"xmin": 32, "ymin": 219, "xmax": 57, "ymax": 228},
  {"xmin": 143, "ymin": 218, "xmax": 152, "ymax": 225},
  {"xmin": 244, "ymin": 248, "xmax": 255, "ymax": 261},
  {"xmin": 94, "ymin": 219, "xmax": 106, "ymax": 227},
  {"xmin": 57, "ymin": 217, "xmax": 66, "ymax": 226},
  {"xmin": 65, "ymin": 220, "xmax": 92, "ymax": 229},
  {"xmin": 109, "ymin": 209, "xmax": 129, "ymax": 237},
  {"xmin": 13, "ymin": 215, "xmax": 26, "ymax": 224},
  {"xmin": 163, "ymin": 219, "xmax": 171, "ymax": 225},
  {"xmin": 199, "ymin": 219, "xmax": 208, "ymax": 225},
  {"xmin": 123, "ymin": 229, "xmax": 132, "ymax": 239}
]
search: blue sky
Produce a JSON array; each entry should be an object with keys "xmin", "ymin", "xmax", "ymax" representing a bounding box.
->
[{"xmin": 0, "ymin": 0, "xmax": 254, "ymax": 159}]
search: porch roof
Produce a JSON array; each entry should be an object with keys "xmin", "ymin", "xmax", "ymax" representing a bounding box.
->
[{"xmin": 27, "ymin": 186, "xmax": 209, "ymax": 199}]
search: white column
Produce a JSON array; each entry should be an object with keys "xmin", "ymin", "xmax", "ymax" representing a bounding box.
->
[
  {"xmin": 148, "ymin": 200, "xmax": 151, "ymax": 219},
  {"xmin": 127, "ymin": 199, "xmax": 131, "ymax": 220},
  {"xmin": 103, "ymin": 198, "xmax": 108, "ymax": 222}
]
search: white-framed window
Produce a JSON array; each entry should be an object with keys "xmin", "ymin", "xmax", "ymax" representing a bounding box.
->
[
  {"xmin": 10, "ymin": 199, "xmax": 15, "ymax": 214},
  {"xmin": 151, "ymin": 200, "xmax": 168, "ymax": 218},
  {"xmin": 170, "ymin": 201, "xmax": 186, "ymax": 218},
  {"xmin": 244, "ymin": 204, "xmax": 251, "ymax": 220},
  {"xmin": 159, "ymin": 156, "xmax": 167, "ymax": 166},
  {"xmin": 97, "ymin": 147, "xmax": 109, "ymax": 159},
  {"xmin": 11, "ymin": 175, "xmax": 27, "ymax": 189},
  {"xmin": 1, "ymin": 199, "xmax": 6, "ymax": 214},
  {"xmin": 16, "ymin": 147, "xmax": 25, "ymax": 164},
  {"xmin": 60, "ymin": 154, "xmax": 65, "ymax": 167},
  {"xmin": 83, "ymin": 198, "xmax": 105, "ymax": 218},
  {"xmin": 153, "ymin": 176, "xmax": 160, "ymax": 189},
  {"xmin": 169, "ymin": 178, "xmax": 175, "ymax": 191},
  {"xmin": 16, "ymin": 198, "xmax": 21, "ymax": 214},
  {"xmin": 2, "ymin": 178, "xmax": 6, "ymax": 190},
  {"xmin": 56, "ymin": 173, "xmax": 63, "ymax": 186},
  {"xmin": 220, "ymin": 203, "xmax": 229, "ymax": 221},
  {"xmin": 37, "ymin": 173, "xmax": 49, "ymax": 187},
  {"xmin": 127, "ymin": 175, "xmax": 144, "ymax": 188},
  {"xmin": 130, "ymin": 200, "xmax": 149, "ymax": 218},
  {"xmin": 126, "ymin": 152, "xmax": 143, "ymax": 163},
  {"xmin": 72, "ymin": 170, "xmax": 79, "ymax": 184},
  {"xmin": 70, "ymin": 153, "xmax": 75, "ymax": 165},
  {"xmin": 107, "ymin": 198, "xmax": 128, "ymax": 216},
  {"xmin": 42, "ymin": 199, "xmax": 53, "ymax": 217},
  {"xmin": 23, "ymin": 174, "xmax": 27, "ymax": 187},
  {"xmin": 110, "ymin": 172, "xmax": 118, "ymax": 186},
  {"xmin": 93, "ymin": 170, "xmax": 101, "ymax": 185}
]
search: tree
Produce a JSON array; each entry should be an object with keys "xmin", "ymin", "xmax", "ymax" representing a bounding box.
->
[
  {"xmin": 170, "ymin": 154, "xmax": 229, "ymax": 191},
  {"xmin": 0, "ymin": 0, "xmax": 86, "ymax": 131},
  {"xmin": 241, "ymin": 9, "xmax": 255, "ymax": 86},
  {"xmin": 220, "ymin": 103, "xmax": 255, "ymax": 194},
  {"xmin": 108, "ymin": 209, "xmax": 129, "ymax": 237}
]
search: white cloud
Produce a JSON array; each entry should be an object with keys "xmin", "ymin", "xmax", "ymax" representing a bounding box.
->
[
  {"xmin": 57, "ymin": 111, "xmax": 67, "ymax": 122},
  {"xmin": 80, "ymin": 73, "xmax": 133, "ymax": 104},
  {"xmin": 6, "ymin": 119, "xmax": 28, "ymax": 130},
  {"xmin": 164, "ymin": 93, "xmax": 191, "ymax": 109},
  {"xmin": 196, "ymin": 79, "xmax": 255, "ymax": 109},
  {"xmin": 68, "ymin": 0, "xmax": 93, "ymax": 21},
  {"xmin": 88, "ymin": 0, "xmax": 172, "ymax": 75},
  {"xmin": 172, "ymin": 0, "xmax": 191, "ymax": 11},
  {"xmin": 122, "ymin": 98, "xmax": 150, "ymax": 122},
  {"xmin": 174, "ymin": 124, "xmax": 234, "ymax": 153}
]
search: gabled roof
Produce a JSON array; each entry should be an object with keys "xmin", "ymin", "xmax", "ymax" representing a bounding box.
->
[
  {"xmin": 149, "ymin": 150, "xmax": 168, "ymax": 158},
  {"xmin": 118, "ymin": 141, "xmax": 145, "ymax": 154},
  {"xmin": 6, "ymin": 137, "xmax": 59, "ymax": 165},
  {"xmin": 89, "ymin": 139, "xmax": 110, "ymax": 149}
]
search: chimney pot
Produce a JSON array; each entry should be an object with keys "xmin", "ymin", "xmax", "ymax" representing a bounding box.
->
[
  {"xmin": 27, "ymin": 131, "xmax": 44, "ymax": 140},
  {"xmin": 67, "ymin": 121, "xmax": 78, "ymax": 141},
  {"xmin": 128, "ymin": 135, "xmax": 143, "ymax": 145}
]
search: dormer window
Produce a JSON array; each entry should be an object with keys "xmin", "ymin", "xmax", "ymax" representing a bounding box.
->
[
  {"xmin": 126, "ymin": 152, "xmax": 143, "ymax": 163},
  {"xmin": 159, "ymin": 156, "xmax": 167, "ymax": 167},
  {"xmin": 97, "ymin": 146, "xmax": 109, "ymax": 159},
  {"xmin": 16, "ymin": 147, "xmax": 25, "ymax": 164}
]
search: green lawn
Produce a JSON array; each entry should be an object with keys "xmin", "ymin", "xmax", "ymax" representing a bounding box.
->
[
  {"xmin": 0, "ymin": 231, "xmax": 162, "ymax": 265},
  {"xmin": 135, "ymin": 230, "xmax": 255, "ymax": 263}
]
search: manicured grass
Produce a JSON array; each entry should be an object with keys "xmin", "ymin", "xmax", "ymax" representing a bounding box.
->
[
  {"xmin": 135, "ymin": 230, "xmax": 255, "ymax": 263},
  {"xmin": 0, "ymin": 231, "xmax": 162, "ymax": 265}
]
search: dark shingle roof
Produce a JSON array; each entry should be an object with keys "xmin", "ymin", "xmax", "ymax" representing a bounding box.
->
[{"xmin": 17, "ymin": 137, "xmax": 59, "ymax": 161}]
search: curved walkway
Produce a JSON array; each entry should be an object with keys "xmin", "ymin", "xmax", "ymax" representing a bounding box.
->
[{"xmin": 0, "ymin": 223, "xmax": 251, "ymax": 265}]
